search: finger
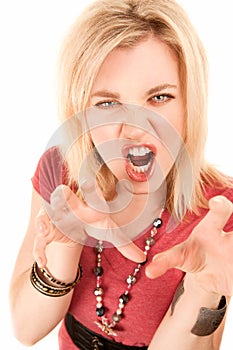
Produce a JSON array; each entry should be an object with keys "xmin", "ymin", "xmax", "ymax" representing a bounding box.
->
[
  {"xmin": 35, "ymin": 209, "xmax": 51, "ymax": 233},
  {"xmin": 117, "ymin": 242, "xmax": 146, "ymax": 263},
  {"xmin": 86, "ymin": 223, "xmax": 146, "ymax": 262},
  {"xmin": 34, "ymin": 212, "xmax": 55, "ymax": 267},
  {"xmin": 33, "ymin": 233, "xmax": 48, "ymax": 268},
  {"xmin": 33, "ymin": 227, "xmax": 54, "ymax": 268},
  {"xmin": 50, "ymin": 184, "xmax": 106, "ymax": 223},
  {"xmin": 50, "ymin": 185, "xmax": 74, "ymax": 214},
  {"xmin": 145, "ymin": 244, "xmax": 185, "ymax": 279},
  {"xmin": 41, "ymin": 185, "xmax": 67, "ymax": 222},
  {"xmin": 79, "ymin": 178, "xmax": 109, "ymax": 213},
  {"xmin": 199, "ymin": 196, "xmax": 233, "ymax": 233},
  {"xmin": 45, "ymin": 185, "xmax": 91, "ymax": 243}
]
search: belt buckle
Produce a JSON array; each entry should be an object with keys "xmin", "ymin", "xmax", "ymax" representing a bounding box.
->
[{"xmin": 92, "ymin": 336, "xmax": 103, "ymax": 350}]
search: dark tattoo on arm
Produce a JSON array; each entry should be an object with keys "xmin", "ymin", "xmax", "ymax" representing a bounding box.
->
[{"xmin": 170, "ymin": 280, "xmax": 185, "ymax": 315}]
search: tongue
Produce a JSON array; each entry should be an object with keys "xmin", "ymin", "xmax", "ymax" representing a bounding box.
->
[{"xmin": 128, "ymin": 153, "xmax": 152, "ymax": 166}]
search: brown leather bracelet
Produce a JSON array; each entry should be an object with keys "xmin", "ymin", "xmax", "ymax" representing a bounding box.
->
[
  {"xmin": 171, "ymin": 280, "xmax": 227, "ymax": 336},
  {"xmin": 191, "ymin": 296, "xmax": 227, "ymax": 336}
]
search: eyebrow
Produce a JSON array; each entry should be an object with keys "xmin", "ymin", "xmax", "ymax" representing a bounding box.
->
[
  {"xmin": 146, "ymin": 84, "xmax": 177, "ymax": 96},
  {"xmin": 91, "ymin": 90, "xmax": 121, "ymax": 99},
  {"xmin": 91, "ymin": 84, "xmax": 177, "ymax": 100}
]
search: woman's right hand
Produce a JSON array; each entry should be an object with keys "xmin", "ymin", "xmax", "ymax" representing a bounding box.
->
[
  {"xmin": 33, "ymin": 207, "xmax": 78, "ymax": 268},
  {"xmin": 33, "ymin": 182, "xmax": 146, "ymax": 268}
]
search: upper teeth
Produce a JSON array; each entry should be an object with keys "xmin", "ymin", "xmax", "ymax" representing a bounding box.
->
[{"xmin": 128, "ymin": 146, "xmax": 151, "ymax": 156}]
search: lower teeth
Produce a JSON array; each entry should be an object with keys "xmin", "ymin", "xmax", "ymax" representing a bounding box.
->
[{"xmin": 130, "ymin": 161, "xmax": 151, "ymax": 173}]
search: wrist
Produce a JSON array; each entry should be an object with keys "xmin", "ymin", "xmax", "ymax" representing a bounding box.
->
[
  {"xmin": 170, "ymin": 274, "xmax": 227, "ymax": 338},
  {"xmin": 183, "ymin": 274, "xmax": 221, "ymax": 309},
  {"xmin": 45, "ymin": 241, "xmax": 83, "ymax": 283},
  {"xmin": 30, "ymin": 262, "xmax": 82, "ymax": 297}
]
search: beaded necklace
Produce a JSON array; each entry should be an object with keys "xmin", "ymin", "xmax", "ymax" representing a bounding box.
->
[{"xmin": 93, "ymin": 208, "xmax": 164, "ymax": 336}]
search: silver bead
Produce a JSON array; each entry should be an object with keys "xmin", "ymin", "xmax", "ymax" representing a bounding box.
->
[
  {"xmin": 112, "ymin": 313, "xmax": 122, "ymax": 323},
  {"xmin": 95, "ymin": 243, "xmax": 103, "ymax": 253},
  {"xmin": 116, "ymin": 308, "xmax": 122, "ymax": 315},
  {"xmin": 146, "ymin": 236, "xmax": 155, "ymax": 246},
  {"xmin": 126, "ymin": 275, "xmax": 136, "ymax": 285},
  {"xmin": 94, "ymin": 287, "xmax": 103, "ymax": 296}
]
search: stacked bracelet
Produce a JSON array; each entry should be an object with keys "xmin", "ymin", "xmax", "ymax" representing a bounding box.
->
[{"xmin": 30, "ymin": 262, "xmax": 82, "ymax": 297}]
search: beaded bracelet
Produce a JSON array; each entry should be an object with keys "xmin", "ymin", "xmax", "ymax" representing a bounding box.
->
[{"xmin": 30, "ymin": 262, "xmax": 82, "ymax": 297}]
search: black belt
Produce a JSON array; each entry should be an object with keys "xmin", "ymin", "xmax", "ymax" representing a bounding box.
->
[{"xmin": 65, "ymin": 313, "xmax": 148, "ymax": 350}]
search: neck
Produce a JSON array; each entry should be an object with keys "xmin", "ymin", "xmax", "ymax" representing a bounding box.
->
[{"xmin": 108, "ymin": 183, "xmax": 166, "ymax": 239}]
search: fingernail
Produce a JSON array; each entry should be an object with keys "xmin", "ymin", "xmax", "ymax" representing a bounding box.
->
[
  {"xmin": 212, "ymin": 197, "xmax": 222, "ymax": 203},
  {"xmin": 39, "ymin": 224, "xmax": 44, "ymax": 231},
  {"xmin": 38, "ymin": 222, "xmax": 49, "ymax": 234},
  {"xmin": 51, "ymin": 193, "xmax": 62, "ymax": 204}
]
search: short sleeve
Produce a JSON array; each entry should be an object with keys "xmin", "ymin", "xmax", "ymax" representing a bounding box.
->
[
  {"xmin": 31, "ymin": 146, "xmax": 67, "ymax": 203},
  {"xmin": 221, "ymin": 186, "xmax": 233, "ymax": 232},
  {"xmin": 204, "ymin": 183, "xmax": 233, "ymax": 232}
]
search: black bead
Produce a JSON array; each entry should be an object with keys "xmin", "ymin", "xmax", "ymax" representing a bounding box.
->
[
  {"xmin": 93, "ymin": 266, "xmax": 104, "ymax": 276},
  {"xmin": 96, "ymin": 306, "xmax": 105, "ymax": 316},
  {"xmin": 153, "ymin": 218, "xmax": 163, "ymax": 228},
  {"xmin": 119, "ymin": 293, "xmax": 130, "ymax": 304}
]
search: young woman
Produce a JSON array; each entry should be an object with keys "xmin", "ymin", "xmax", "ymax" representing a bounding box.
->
[{"xmin": 9, "ymin": 0, "xmax": 233, "ymax": 349}]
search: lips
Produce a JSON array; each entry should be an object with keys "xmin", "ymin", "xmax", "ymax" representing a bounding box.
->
[{"xmin": 122, "ymin": 144, "xmax": 156, "ymax": 182}]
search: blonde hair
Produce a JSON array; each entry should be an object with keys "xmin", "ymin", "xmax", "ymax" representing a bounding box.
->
[{"xmin": 56, "ymin": 0, "xmax": 232, "ymax": 220}]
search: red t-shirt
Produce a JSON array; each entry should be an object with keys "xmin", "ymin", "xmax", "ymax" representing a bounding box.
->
[{"xmin": 32, "ymin": 147, "xmax": 233, "ymax": 348}]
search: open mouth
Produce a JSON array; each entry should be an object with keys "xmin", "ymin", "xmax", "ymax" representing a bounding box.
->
[{"xmin": 123, "ymin": 144, "xmax": 156, "ymax": 182}]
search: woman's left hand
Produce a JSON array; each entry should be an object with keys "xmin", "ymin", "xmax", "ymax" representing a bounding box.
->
[{"xmin": 146, "ymin": 195, "xmax": 233, "ymax": 296}]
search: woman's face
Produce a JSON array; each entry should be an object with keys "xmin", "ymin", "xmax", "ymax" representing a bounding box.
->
[{"xmin": 88, "ymin": 35, "xmax": 185, "ymax": 193}]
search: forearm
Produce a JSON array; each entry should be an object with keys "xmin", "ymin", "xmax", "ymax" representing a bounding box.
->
[
  {"xmin": 148, "ymin": 274, "xmax": 226, "ymax": 350},
  {"xmin": 10, "ymin": 242, "xmax": 83, "ymax": 346}
]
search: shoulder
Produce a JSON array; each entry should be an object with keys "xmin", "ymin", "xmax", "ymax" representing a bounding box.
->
[{"xmin": 204, "ymin": 179, "xmax": 233, "ymax": 202}]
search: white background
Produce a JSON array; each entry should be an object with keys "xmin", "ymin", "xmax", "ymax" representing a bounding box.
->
[{"xmin": 1, "ymin": 1, "xmax": 233, "ymax": 348}]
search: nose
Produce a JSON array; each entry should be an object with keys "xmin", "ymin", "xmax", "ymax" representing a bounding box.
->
[
  {"xmin": 119, "ymin": 105, "xmax": 149, "ymax": 140},
  {"xmin": 120, "ymin": 122, "xmax": 146, "ymax": 140}
]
